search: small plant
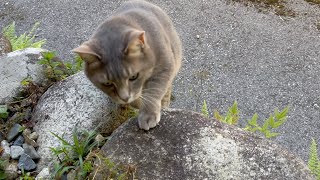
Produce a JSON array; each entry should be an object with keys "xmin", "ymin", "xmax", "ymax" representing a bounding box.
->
[
  {"xmin": 0, "ymin": 158, "xmax": 7, "ymax": 180},
  {"xmin": 308, "ymin": 138, "xmax": 320, "ymax": 179},
  {"xmin": 2, "ymin": 22, "xmax": 46, "ymax": 51},
  {"xmin": 38, "ymin": 51, "xmax": 83, "ymax": 81},
  {"xmin": 0, "ymin": 105, "xmax": 9, "ymax": 119},
  {"xmin": 50, "ymin": 128, "xmax": 99, "ymax": 178},
  {"xmin": 244, "ymin": 107, "xmax": 288, "ymax": 138},
  {"xmin": 201, "ymin": 100, "xmax": 209, "ymax": 118},
  {"xmin": 214, "ymin": 101, "xmax": 239, "ymax": 125},
  {"xmin": 92, "ymin": 154, "xmax": 136, "ymax": 180},
  {"xmin": 203, "ymin": 100, "xmax": 288, "ymax": 138},
  {"xmin": 20, "ymin": 168, "xmax": 34, "ymax": 180}
]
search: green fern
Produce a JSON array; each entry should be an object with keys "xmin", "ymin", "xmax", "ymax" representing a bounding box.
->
[
  {"xmin": 214, "ymin": 101, "xmax": 239, "ymax": 125},
  {"xmin": 201, "ymin": 100, "xmax": 209, "ymax": 118},
  {"xmin": 2, "ymin": 22, "xmax": 46, "ymax": 51},
  {"xmin": 308, "ymin": 138, "xmax": 320, "ymax": 179},
  {"xmin": 244, "ymin": 107, "xmax": 288, "ymax": 138}
]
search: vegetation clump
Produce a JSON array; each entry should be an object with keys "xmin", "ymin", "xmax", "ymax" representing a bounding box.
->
[{"xmin": 2, "ymin": 22, "xmax": 46, "ymax": 51}]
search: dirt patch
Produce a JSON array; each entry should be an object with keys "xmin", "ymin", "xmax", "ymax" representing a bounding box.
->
[
  {"xmin": 229, "ymin": 0, "xmax": 296, "ymax": 17},
  {"xmin": 305, "ymin": 0, "xmax": 320, "ymax": 5}
]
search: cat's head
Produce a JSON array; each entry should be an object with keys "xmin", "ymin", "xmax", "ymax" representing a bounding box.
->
[{"xmin": 73, "ymin": 30, "xmax": 154, "ymax": 104}]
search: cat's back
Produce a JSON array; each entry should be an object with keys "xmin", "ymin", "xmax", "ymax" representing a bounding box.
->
[{"xmin": 113, "ymin": 0, "xmax": 181, "ymax": 68}]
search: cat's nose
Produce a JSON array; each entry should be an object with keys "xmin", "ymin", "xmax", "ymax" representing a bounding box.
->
[{"xmin": 119, "ymin": 95, "xmax": 130, "ymax": 103}]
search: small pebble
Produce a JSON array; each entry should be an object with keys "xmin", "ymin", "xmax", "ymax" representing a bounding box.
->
[
  {"xmin": 196, "ymin": 35, "xmax": 200, "ymax": 39},
  {"xmin": 13, "ymin": 135, "xmax": 25, "ymax": 146},
  {"xmin": 29, "ymin": 132, "xmax": 39, "ymax": 140},
  {"xmin": 7, "ymin": 124, "xmax": 22, "ymax": 142},
  {"xmin": 95, "ymin": 134, "xmax": 106, "ymax": 147},
  {"xmin": 10, "ymin": 146, "xmax": 24, "ymax": 159},
  {"xmin": 23, "ymin": 135, "xmax": 38, "ymax": 148},
  {"xmin": 22, "ymin": 128, "xmax": 32, "ymax": 137},
  {"xmin": 5, "ymin": 162, "xmax": 19, "ymax": 179},
  {"xmin": 36, "ymin": 168, "xmax": 50, "ymax": 180},
  {"xmin": 18, "ymin": 153, "xmax": 37, "ymax": 171},
  {"xmin": 1, "ymin": 140, "xmax": 11, "ymax": 159},
  {"xmin": 23, "ymin": 143, "xmax": 40, "ymax": 160}
]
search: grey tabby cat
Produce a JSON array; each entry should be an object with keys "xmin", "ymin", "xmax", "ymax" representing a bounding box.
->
[{"xmin": 73, "ymin": 0, "xmax": 182, "ymax": 130}]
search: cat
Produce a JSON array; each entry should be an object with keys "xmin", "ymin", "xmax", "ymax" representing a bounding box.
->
[{"xmin": 73, "ymin": 0, "xmax": 182, "ymax": 130}]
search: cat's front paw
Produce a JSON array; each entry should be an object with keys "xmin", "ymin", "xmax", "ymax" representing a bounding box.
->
[{"xmin": 138, "ymin": 111, "xmax": 161, "ymax": 130}]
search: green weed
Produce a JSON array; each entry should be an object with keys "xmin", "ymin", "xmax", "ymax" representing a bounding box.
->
[
  {"xmin": 50, "ymin": 128, "xmax": 99, "ymax": 179},
  {"xmin": 0, "ymin": 158, "xmax": 7, "ymax": 180},
  {"xmin": 2, "ymin": 22, "xmax": 46, "ymax": 51},
  {"xmin": 20, "ymin": 168, "xmax": 34, "ymax": 180},
  {"xmin": 244, "ymin": 107, "xmax": 288, "ymax": 138},
  {"xmin": 0, "ymin": 105, "xmax": 9, "ymax": 119},
  {"xmin": 201, "ymin": 100, "xmax": 288, "ymax": 138},
  {"xmin": 308, "ymin": 138, "xmax": 320, "ymax": 179},
  {"xmin": 38, "ymin": 51, "xmax": 83, "ymax": 81},
  {"xmin": 201, "ymin": 100, "xmax": 209, "ymax": 118},
  {"xmin": 214, "ymin": 101, "xmax": 239, "ymax": 125},
  {"xmin": 92, "ymin": 154, "xmax": 136, "ymax": 180}
]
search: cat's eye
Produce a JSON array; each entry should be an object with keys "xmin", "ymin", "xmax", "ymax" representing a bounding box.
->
[
  {"xmin": 129, "ymin": 73, "xmax": 139, "ymax": 81},
  {"xmin": 103, "ymin": 81, "xmax": 113, "ymax": 86}
]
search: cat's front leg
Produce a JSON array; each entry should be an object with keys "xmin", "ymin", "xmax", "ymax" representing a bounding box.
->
[
  {"xmin": 138, "ymin": 103, "xmax": 161, "ymax": 130},
  {"xmin": 138, "ymin": 76, "xmax": 171, "ymax": 130}
]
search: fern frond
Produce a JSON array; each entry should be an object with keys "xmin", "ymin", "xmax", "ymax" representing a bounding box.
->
[
  {"xmin": 201, "ymin": 100, "xmax": 209, "ymax": 118},
  {"xmin": 308, "ymin": 138, "xmax": 320, "ymax": 178}
]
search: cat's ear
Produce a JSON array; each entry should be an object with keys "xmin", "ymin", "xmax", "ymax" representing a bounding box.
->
[
  {"xmin": 124, "ymin": 30, "xmax": 146, "ymax": 56},
  {"xmin": 72, "ymin": 43, "xmax": 101, "ymax": 64}
]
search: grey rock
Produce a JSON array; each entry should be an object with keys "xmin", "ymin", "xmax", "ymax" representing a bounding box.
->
[
  {"xmin": 67, "ymin": 170, "xmax": 77, "ymax": 180},
  {"xmin": 7, "ymin": 123, "xmax": 22, "ymax": 142},
  {"xmin": 29, "ymin": 132, "xmax": 39, "ymax": 140},
  {"xmin": 97, "ymin": 109, "xmax": 315, "ymax": 180},
  {"xmin": 13, "ymin": 135, "xmax": 25, "ymax": 146},
  {"xmin": 4, "ymin": 162, "xmax": 18, "ymax": 180},
  {"xmin": 10, "ymin": 145, "xmax": 24, "ymax": 159},
  {"xmin": 0, "ymin": 48, "xmax": 46, "ymax": 104},
  {"xmin": 33, "ymin": 72, "xmax": 121, "ymax": 170},
  {"xmin": 23, "ymin": 143, "xmax": 40, "ymax": 160},
  {"xmin": 1, "ymin": 140, "xmax": 10, "ymax": 159},
  {"xmin": 18, "ymin": 153, "xmax": 37, "ymax": 171},
  {"xmin": 35, "ymin": 167, "xmax": 50, "ymax": 180}
]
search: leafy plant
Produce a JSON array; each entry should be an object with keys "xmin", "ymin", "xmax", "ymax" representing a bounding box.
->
[
  {"xmin": 308, "ymin": 138, "xmax": 320, "ymax": 179},
  {"xmin": 0, "ymin": 158, "xmax": 7, "ymax": 180},
  {"xmin": 201, "ymin": 100, "xmax": 209, "ymax": 118},
  {"xmin": 38, "ymin": 51, "xmax": 83, "ymax": 81},
  {"xmin": 203, "ymin": 100, "xmax": 288, "ymax": 138},
  {"xmin": 20, "ymin": 168, "xmax": 34, "ymax": 180},
  {"xmin": 214, "ymin": 101, "xmax": 239, "ymax": 125},
  {"xmin": 244, "ymin": 107, "xmax": 288, "ymax": 138},
  {"xmin": 2, "ymin": 22, "xmax": 46, "ymax": 51},
  {"xmin": 92, "ymin": 154, "xmax": 136, "ymax": 180},
  {"xmin": 0, "ymin": 105, "xmax": 9, "ymax": 119},
  {"xmin": 50, "ymin": 128, "xmax": 99, "ymax": 179}
]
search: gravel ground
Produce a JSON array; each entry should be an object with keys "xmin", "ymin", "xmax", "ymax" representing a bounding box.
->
[{"xmin": 1, "ymin": 0, "xmax": 319, "ymax": 162}]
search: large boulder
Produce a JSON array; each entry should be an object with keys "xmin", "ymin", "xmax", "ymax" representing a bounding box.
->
[
  {"xmin": 0, "ymin": 48, "xmax": 46, "ymax": 104},
  {"xmin": 96, "ymin": 109, "xmax": 315, "ymax": 180},
  {"xmin": 32, "ymin": 71, "xmax": 130, "ymax": 170}
]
